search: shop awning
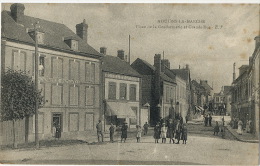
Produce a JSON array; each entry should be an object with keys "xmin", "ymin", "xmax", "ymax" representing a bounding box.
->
[
  {"xmin": 195, "ymin": 106, "xmax": 204, "ymax": 111},
  {"xmin": 105, "ymin": 102, "xmax": 136, "ymax": 118}
]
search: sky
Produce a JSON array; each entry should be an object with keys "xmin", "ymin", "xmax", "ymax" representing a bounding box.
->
[{"xmin": 2, "ymin": 3, "xmax": 259, "ymax": 93}]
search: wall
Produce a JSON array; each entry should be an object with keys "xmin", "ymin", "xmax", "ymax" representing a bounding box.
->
[{"xmin": 2, "ymin": 40, "xmax": 101, "ymax": 143}]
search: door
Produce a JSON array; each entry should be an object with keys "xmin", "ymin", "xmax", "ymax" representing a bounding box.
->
[{"xmin": 52, "ymin": 113, "xmax": 62, "ymax": 131}]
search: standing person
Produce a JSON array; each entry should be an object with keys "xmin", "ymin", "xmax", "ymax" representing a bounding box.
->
[
  {"xmin": 136, "ymin": 125, "xmax": 142, "ymax": 143},
  {"xmin": 185, "ymin": 115, "xmax": 188, "ymax": 123},
  {"xmin": 175, "ymin": 120, "xmax": 181, "ymax": 144},
  {"xmin": 167, "ymin": 119, "xmax": 175, "ymax": 143},
  {"xmin": 181, "ymin": 123, "xmax": 188, "ymax": 144},
  {"xmin": 205, "ymin": 115, "xmax": 209, "ymax": 126},
  {"xmin": 121, "ymin": 121, "xmax": 128, "ymax": 143},
  {"xmin": 143, "ymin": 122, "xmax": 149, "ymax": 135},
  {"xmin": 154, "ymin": 123, "xmax": 160, "ymax": 143},
  {"xmin": 161, "ymin": 123, "xmax": 167, "ymax": 143},
  {"xmin": 55, "ymin": 124, "xmax": 61, "ymax": 140},
  {"xmin": 214, "ymin": 121, "xmax": 220, "ymax": 135},
  {"xmin": 209, "ymin": 114, "xmax": 212, "ymax": 126},
  {"xmin": 109, "ymin": 123, "xmax": 115, "ymax": 143},
  {"xmin": 96, "ymin": 120, "xmax": 103, "ymax": 142},
  {"xmin": 237, "ymin": 120, "xmax": 243, "ymax": 135}
]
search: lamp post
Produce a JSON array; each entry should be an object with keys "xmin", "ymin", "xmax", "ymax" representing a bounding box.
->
[{"xmin": 33, "ymin": 21, "xmax": 40, "ymax": 149}]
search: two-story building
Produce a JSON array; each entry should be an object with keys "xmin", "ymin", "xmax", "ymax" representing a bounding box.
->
[
  {"xmin": 1, "ymin": 3, "xmax": 102, "ymax": 143},
  {"xmin": 100, "ymin": 48, "xmax": 141, "ymax": 129}
]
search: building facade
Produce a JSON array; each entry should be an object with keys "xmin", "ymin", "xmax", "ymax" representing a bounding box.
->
[
  {"xmin": 131, "ymin": 55, "xmax": 177, "ymax": 126},
  {"xmin": 1, "ymin": 4, "xmax": 102, "ymax": 142},
  {"xmin": 100, "ymin": 48, "xmax": 141, "ymax": 130}
]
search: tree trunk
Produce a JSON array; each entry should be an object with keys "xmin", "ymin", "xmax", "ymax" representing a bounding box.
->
[
  {"xmin": 13, "ymin": 119, "xmax": 17, "ymax": 148},
  {"xmin": 25, "ymin": 116, "xmax": 29, "ymax": 145}
]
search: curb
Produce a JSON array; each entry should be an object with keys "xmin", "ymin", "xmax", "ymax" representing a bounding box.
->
[{"xmin": 225, "ymin": 126, "xmax": 259, "ymax": 143}]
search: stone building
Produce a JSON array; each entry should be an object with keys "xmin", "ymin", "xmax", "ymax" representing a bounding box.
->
[
  {"xmin": 100, "ymin": 48, "xmax": 141, "ymax": 130},
  {"xmin": 1, "ymin": 3, "xmax": 102, "ymax": 143},
  {"xmin": 131, "ymin": 55, "xmax": 177, "ymax": 125}
]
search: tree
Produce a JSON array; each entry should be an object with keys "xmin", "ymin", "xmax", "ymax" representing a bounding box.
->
[{"xmin": 1, "ymin": 69, "xmax": 44, "ymax": 148}]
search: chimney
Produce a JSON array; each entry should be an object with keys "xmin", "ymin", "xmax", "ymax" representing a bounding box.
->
[
  {"xmin": 233, "ymin": 63, "xmax": 236, "ymax": 81},
  {"xmin": 100, "ymin": 47, "xmax": 107, "ymax": 55},
  {"xmin": 10, "ymin": 3, "xmax": 25, "ymax": 24},
  {"xmin": 186, "ymin": 64, "xmax": 189, "ymax": 70},
  {"xmin": 117, "ymin": 50, "xmax": 127, "ymax": 61},
  {"xmin": 179, "ymin": 65, "xmax": 180, "ymax": 69},
  {"xmin": 76, "ymin": 19, "xmax": 88, "ymax": 43},
  {"xmin": 161, "ymin": 59, "xmax": 170, "ymax": 69}
]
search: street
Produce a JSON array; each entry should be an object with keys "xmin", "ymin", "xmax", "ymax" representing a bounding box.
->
[{"xmin": 0, "ymin": 117, "xmax": 258, "ymax": 165}]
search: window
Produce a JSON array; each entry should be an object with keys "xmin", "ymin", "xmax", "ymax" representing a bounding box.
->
[
  {"xmin": 71, "ymin": 40, "xmax": 78, "ymax": 51},
  {"xmin": 130, "ymin": 84, "xmax": 137, "ymax": 101},
  {"xmin": 108, "ymin": 82, "xmax": 116, "ymax": 100},
  {"xmin": 69, "ymin": 113, "xmax": 79, "ymax": 131},
  {"xmin": 85, "ymin": 113, "xmax": 94, "ymax": 130},
  {"xmin": 12, "ymin": 50, "xmax": 26, "ymax": 71},
  {"xmin": 120, "ymin": 83, "xmax": 127, "ymax": 100},
  {"xmin": 39, "ymin": 56, "xmax": 45, "ymax": 76},
  {"xmin": 69, "ymin": 86, "xmax": 79, "ymax": 106},
  {"xmin": 85, "ymin": 86, "xmax": 95, "ymax": 106},
  {"xmin": 85, "ymin": 62, "xmax": 95, "ymax": 82},
  {"xmin": 52, "ymin": 57, "xmax": 63, "ymax": 78},
  {"xmin": 69, "ymin": 60, "xmax": 80, "ymax": 80},
  {"xmin": 51, "ymin": 84, "xmax": 63, "ymax": 105}
]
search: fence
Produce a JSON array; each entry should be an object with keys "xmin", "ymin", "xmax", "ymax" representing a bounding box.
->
[{"xmin": 0, "ymin": 119, "xmax": 26, "ymax": 146}]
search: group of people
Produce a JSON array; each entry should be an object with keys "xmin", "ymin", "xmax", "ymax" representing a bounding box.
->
[{"xmin": 153, "ymin": 118, "xmax": 188, "ymax": 144}]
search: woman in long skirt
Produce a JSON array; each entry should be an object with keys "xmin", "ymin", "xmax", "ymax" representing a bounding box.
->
[
  {"xmin": 237, "ymin": 120, "xmax": 243, "ymax": 135},
  {"xmin": 121, "ymin": 122, "xmax": 128, "ymax": 142},
  {"xmin": 136, "ymin": 125, "xmax": 142, "ymax": 143},
  {"xmin": 167, "ymin": 119, "xmax": 175, "ymax": 143}
]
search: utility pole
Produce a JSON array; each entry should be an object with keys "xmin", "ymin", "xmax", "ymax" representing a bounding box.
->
[
  {"xmin": 128, "ymin": 35, "xmax": 131, "ymax": 64},
  {"xmin": 34, "ymin": 21, "xmax": 39, "ymax": 149}
]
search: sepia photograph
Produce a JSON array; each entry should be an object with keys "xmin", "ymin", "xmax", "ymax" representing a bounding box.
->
[{"xmin": 0, "ymin": 2, "xmax": 259, "ymax": 165}]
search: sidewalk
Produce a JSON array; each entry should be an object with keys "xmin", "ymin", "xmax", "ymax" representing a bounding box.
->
[{"xmin": 225, "ymin": 125, "xmax": 259, "ymax": 143}]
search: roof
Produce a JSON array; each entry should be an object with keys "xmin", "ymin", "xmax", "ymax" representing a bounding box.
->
[
  {"xmin": 200, "ymin": 80, "xmax": 213, "ymax": 90},
  {"xmin": 1, "ymin": 10, "xmax": 101, "ymax": 58},
  {"xmin": 131, "ymin": 58, "xmax": 176, "ymax": 84},
  {"xmin": 171, "ymin": 69, "xmax": 189, "ymax": 81},
  {"xmin": 223, "ymin": 86, "xmax": 232, "ymax": 95},
  {"xmin": 102, "ymin": 55, "xmax": 141, "ymax": 78},
  {"xmin": 191, "ymin": 80, "xmax": 205, "ymax": 90}
]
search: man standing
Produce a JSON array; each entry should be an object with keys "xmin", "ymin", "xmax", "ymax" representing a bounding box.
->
[
  {"xmin": 109, "ymin": 123, "xmax": 115, "ymax": 143},
  {"xmin": 143, "ymin": 122, "xmax": 149, "ymax": 135},
  {"xmin": 209, "ymin": 114, "xmax": 212, "ymax": 126},
  {"xmin": 96, "ymin": 120, "xmax": 103, "ymax": 142}
]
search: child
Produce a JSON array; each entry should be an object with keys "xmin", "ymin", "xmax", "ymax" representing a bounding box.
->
[
  {"xmin": 136, "ymin": 125, "xmax": 142, "ymax": 143},
  {"xmin": 181, "ymin": 123, "xmax": 188, "ymax": 144},
  {"xmin": 154, "ymin": 123, "xmax": 160, "ymax": 143},
  {"xmin": 161, "ymin": 123, "xmax": 167, "ymax": 143}
]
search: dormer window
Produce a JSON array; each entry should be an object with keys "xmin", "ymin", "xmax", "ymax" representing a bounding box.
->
[
  {"xmin": 64, "ymin": 36, "xmax": 79, "ymax": 51},
  {"xmin": 28, "ymin": 29, "xmax": 45, "ymax": 44}
]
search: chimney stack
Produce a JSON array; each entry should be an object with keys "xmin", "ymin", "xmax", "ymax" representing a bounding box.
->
[
  {"xmin": 10, "ymin": 3, "xmax": 25, "ymax": 24},
  {"xmin": 100, "ymin": 47, "xmax": 107, "ymax": 55},
  {"xmin": 76, "ymin": 19, "xmax": 88, "ymax": 43},
  {"xmin": 233, "ymin": 63, "xmax": 236, "ymax": 81},
  {"xmin": 161, "ymin": 59, "xmax": 170, "ymax": 69},
  {"xmin": 186, "ymin": 64, "xmax": 189, "ymax": 70},
  {"xmin": 117, "ymin": 50, "xmax": 127, "ymax": 61},
  {"xmin": 254, "ymin": 36, "xmax": 260, "ymax": 48}
]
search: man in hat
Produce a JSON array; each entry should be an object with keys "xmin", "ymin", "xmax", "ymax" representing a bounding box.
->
[
  {"xmin": 96, "ymin": 120, "xmax": 103, "ymax": 142},
  {"xmin": 121, "ymin": 121, "xmax": 128, "ymax": 143}
]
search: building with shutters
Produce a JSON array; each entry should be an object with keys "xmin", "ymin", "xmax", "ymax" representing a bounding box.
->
[
  {"xmin": 1, "ymin": 3, "xmax": 102, "ymax": 143},
  {"xmin": 100, "ymin": 48, "xmax": 142, "ymax": 130}
]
